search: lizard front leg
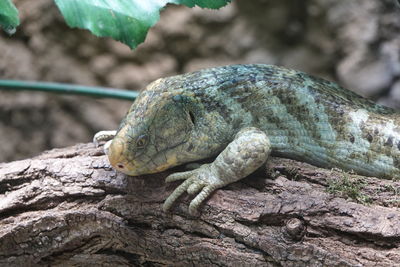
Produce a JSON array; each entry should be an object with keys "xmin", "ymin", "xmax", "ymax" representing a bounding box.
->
[{"xmin": 163, "ymin": 127, "xmax": 271, "ymax": 215}]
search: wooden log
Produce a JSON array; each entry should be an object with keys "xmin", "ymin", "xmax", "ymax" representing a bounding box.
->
[{"xmin": 0, "ymin": 143, "xmax": 399, "ymax": 266}]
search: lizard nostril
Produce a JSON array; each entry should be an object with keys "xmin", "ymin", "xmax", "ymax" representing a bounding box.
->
[{"xmin": 117, "ymin": 163, "xmax": 125, "ymax": 169}]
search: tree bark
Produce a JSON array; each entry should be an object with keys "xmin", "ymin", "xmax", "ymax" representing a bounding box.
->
[{"xmin": 0, "ymin": 144, "xmax": 399, "ymax": 266}]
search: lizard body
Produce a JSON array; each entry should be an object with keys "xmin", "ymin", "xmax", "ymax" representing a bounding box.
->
[{"xmin": 96, "ymin": 64, "xmax": 400, "ymax": 214}]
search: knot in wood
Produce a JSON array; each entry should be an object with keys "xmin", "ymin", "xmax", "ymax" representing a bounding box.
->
[{"xmin": 284, "ymin": 218, "xmax": 306, "ymax": 241}]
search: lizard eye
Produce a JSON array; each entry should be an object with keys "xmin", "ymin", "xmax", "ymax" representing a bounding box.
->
[{"xmin": 136, "ymin": 134, "xmax": 148, "ymax": 148}]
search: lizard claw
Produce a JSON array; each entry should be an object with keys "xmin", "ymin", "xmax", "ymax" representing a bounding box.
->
[{"xmin": 163, "ymin": 164, "xmax": 220, "ymax": 215}]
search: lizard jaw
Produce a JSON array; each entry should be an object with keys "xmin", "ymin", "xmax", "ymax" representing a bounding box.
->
[{"xmin": 107, "ymin": 137, "xmax": 136, "ymax": 175}]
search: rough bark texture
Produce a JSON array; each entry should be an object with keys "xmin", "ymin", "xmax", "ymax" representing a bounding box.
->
[{"xmin": 1, "ymin": 144, "xmax": 399, "ymax": 266}]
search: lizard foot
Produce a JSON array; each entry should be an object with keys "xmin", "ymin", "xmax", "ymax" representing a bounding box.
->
[
  {"xmin": 162, "ymin": 127, "xmax": 271, "ymax": 215},
  {"xmin": 163, "ymin": 164, "xmax": 221, "ymax": 215},
  {"xmin": 93, "ymin": 130, "xmax": 117, "ymax": 154},
  {"xmin": 93, "ymin": 130, "xmax": 117, "ymax": 146}
]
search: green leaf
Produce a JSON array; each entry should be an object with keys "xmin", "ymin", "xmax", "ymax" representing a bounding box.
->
[
  {"xmin": 54, "ymin": 0, "xmax": 231, "ymax": 50},
  {"xmin": 0, "ymin": 0, "xmax": 19, "ymax": 34}
]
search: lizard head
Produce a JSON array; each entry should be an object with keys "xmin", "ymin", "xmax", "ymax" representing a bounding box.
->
[{"xmin": 106, "ymin": 81, "xmax": 201, "ymax": 176}]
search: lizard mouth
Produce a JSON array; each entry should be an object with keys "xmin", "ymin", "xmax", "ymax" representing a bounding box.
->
[
  {"xmin": 107, "ymin": 138, "xmax": 135, "ymax": 174},
  {"xmin": 107, "ymin": 135, "xmax": 189, "ymax": 176}
]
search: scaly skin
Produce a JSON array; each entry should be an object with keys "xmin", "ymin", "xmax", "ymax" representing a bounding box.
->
[{"xmin": 95, "ymin": 64, "xmax": 400, "ymax": 214}]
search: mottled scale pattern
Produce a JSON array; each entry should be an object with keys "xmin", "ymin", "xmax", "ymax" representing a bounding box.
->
[{"xmin": 99, "ymin": 64, "xmax": 400, "ymax": 214}]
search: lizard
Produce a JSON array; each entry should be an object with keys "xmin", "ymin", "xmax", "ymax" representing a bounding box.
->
[{"xmin": 94, "ymin": 64, "xmax": 400, "ymax": 215}]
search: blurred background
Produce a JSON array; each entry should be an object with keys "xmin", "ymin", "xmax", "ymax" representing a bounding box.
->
[{"xmin": 1, "ymin": 0, "xmax": 400, "ymax": 162}]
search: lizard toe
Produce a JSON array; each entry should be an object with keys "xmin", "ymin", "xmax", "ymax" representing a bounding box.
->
[
  {"xmin": 165, "ymin": 171, "xmax": 193, "ymax": 182},
  {"xmin": 163, "ymin": 178, "xmax": 192, "ymax": 212},
  {"xmin": 188, "ymin": 185, "xmax": 216, "ymax": 215},
  {"xmin": 93, "ymin": 130, "xmax": 117, "ymax": 146},
  {"xmin": 187, "ymin": 181, "xmax": 205, "ymax": 195}
]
